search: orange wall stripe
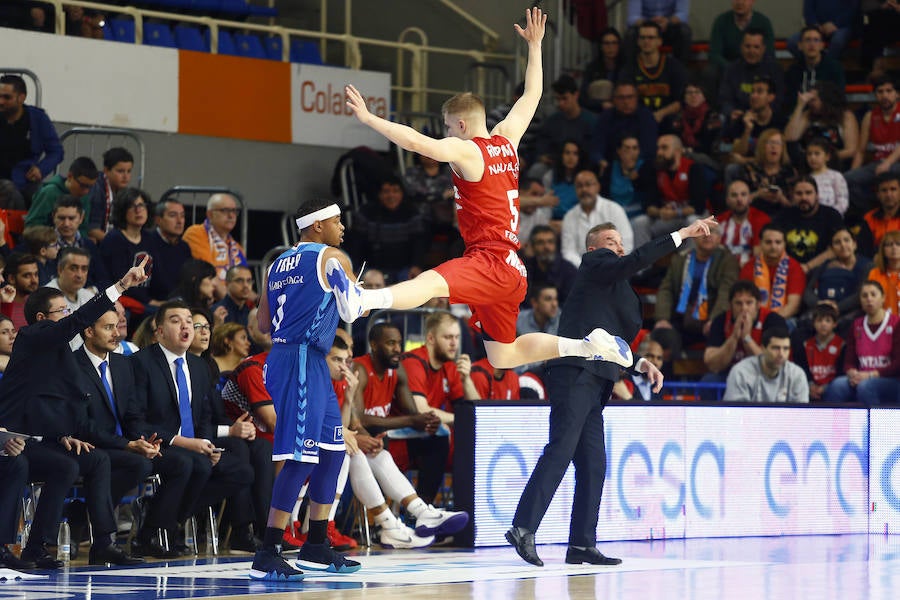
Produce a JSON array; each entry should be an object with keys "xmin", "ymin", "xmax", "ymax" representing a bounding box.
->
[{"xmin": 178, "ymin": 50, "xmax": 292, "ymax": 143}]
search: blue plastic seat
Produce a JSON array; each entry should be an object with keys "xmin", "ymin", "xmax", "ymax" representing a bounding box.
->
[
  {"xmin": 109, "ymin": 18, "xmax": 135, "ymax": 43},
  {"xmin": 220, "ymin": 0, "xmax": 251, "ymax": 17},
  {"xmin": 233, "ymin": 33, "xmax": 266, "ymax": 59},
  {"xmin": 143, "ymin": 22, "xmax": 176, "ymax": 48},
  {"xmin": 216, "ymin": 30, "xmax": 238, "ymax": 56},
  {"xmin": 188, "ymin": 0, "xmax": 221, "ymax": 13},
  {"xmin": 102, "ymin": 20, "xmax": 116, "ymax": 41},
  {"xmin": 248, "ymin": 4, "xmax": 278, "ymax": 17},
  {"xmin": 290, "ymin": 40, "xmax": 323, "ymax": 65},
  {"xmin": 264, "ymin": 35, "xmax": 283, "ymax": 61},
  {"xmin": 175, "ymin": 24, "xmax": 208, "ymax": 52}
]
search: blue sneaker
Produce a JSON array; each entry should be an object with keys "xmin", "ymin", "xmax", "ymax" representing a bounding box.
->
[
  {"xmin": 249, "ymin": 546, "xmax": 305, "ymax": 581},
  {"xmin": 295, "ymin": 542, "xmax": 361, "ymax": 574},
  {"xmin": 583, "ymin": 328, "xmax": 633, "ymax": 368},
  {"xmin": 325, "ymin": 257, "xmax": 364, "ymax": 323}
]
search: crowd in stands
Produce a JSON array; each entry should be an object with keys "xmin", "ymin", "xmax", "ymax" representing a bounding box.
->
[{"xmin": 4, "ymin": 0, "xmax": 900, "ymax": 573}]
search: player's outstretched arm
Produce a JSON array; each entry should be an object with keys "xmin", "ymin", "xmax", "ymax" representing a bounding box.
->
[
  {"xmin": 492, "ymin": 7, "xmax": 547, "ymax": 147},
  {"xmin": 345, "ymin": 84, "xmax": 473, "ymax": 164}
]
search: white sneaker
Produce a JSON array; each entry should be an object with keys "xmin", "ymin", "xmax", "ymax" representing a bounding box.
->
[
  {"xmin": 583, "ymin": 327, "xmax": 633, "ymax": 368},
  {"xmin": 378, "ymin": 521, "xmax": 434, "ymax": 549},
  {"xmin": 325, "ymin": 257, "xmax": 364, "ymax": 323},
  {"xmin": 413, "ymin": 505, "xmax": 469, "ymax": 537}
]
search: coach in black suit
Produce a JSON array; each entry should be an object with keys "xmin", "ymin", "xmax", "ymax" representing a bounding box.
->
[
  {"xmin": 0, "ymin": 430, "xmax": 33, "ymax": 569},
  {"xmin": 507, "ymin": 216, "xmax": 717, "ymax": 566},
  {"xmin": 0, "ymin": 261, "xmax": 148, "ymax": 568},
  {"xmin": 76, "ymin": 309, "xmax": 156, "ymax": 505},
  {"xmin": 130, "ymin": 300, "xmax": 254, "ymax": 555}
]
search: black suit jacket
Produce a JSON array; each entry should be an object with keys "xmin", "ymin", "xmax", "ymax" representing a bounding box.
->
[
  {"xmin": 0, "ymin": 291, "xmax": 115, "ymax": 439},
  {"xmin": 75, "ymin": 347, "xmax": 139, "ymax": 450},
  {"xmin": 130, "ymin": 344, "xmax": 214, "ymax": 444},
  {"xmin": 555, "ymin": 234, "xmax": 677, "ymax": 381}
]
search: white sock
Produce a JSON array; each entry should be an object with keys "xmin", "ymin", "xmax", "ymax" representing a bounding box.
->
[
  {"xmin": 327, "ymin": 455, "xmax": 350, "ymax": 521},
  {"xmin": 360, "ymin": 288, "xmax": 393, "ymax": 311},
  {"xmin": 372, "ymin": 507, "xmax": 397, "ymax": 528},
  {"xmin": 558, "ymin": 335, "xmax": 590, "ymax": 358},
  {"xmin": 328, "ymin": 496, "xmax": 340, "ymax": 522},
  {"xmin": 368, "ymin": 451, "xmax": 416, "ymax": 501},
  {"xmin": 349, "ymin": 452, "xmax": 386, "ymax": 508},
  {"xmin": 405, "ymin": 497, "xmax": 428, "ymax": 518}
]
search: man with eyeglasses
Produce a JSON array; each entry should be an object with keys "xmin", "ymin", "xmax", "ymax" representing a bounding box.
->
[
  {"xmin": 25, "ymin": 156, "xmax": 99, "ymax": 237},
  {"xmin": 0, "ymin": 74, "xmax": 63, "ymax": 202},
  {"xmin": 183, "ymin": 193, "xmax": 247, "ymax": 300},
  {"xmin": 620, "ymin": 21, "xmax": 688, "ymax": 128},
  {"xmin": 0, "ymin": 259, "xmax": 150, "ymax": 568},
  {"xmin": 212, "ymin": 265, "xmax": 255, "ymax": 328},
  {"xmin": 590, "ymin": 82, "xmax": 659, "ymax": 175},
  {"xmin": 625, "ymin": 1, "xmax": 692, "ymax": 63},
  {"xmin": 784, "ymin": 26, "xmax": 846, "ymax": 113}
]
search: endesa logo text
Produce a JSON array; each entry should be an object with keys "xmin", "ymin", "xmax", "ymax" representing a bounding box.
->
[{"xmin": 300, "ymin": 81, "xmax": 387, "ymax": 118}]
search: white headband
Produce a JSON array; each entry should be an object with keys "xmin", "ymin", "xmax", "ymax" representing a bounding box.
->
[{"xmin": 295, "ymin": 204, "xmax": 341, "ymax": 230}]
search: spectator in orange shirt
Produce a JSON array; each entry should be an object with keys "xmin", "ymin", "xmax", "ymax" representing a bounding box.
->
[
  {"xmin": 864, "ymin": 173, "xmax": 900, "ymax": 249},
  {"xmin": 182, "ymin": 193, "xmax": 246, "ymax": 301},
  {"xmin": 868, "ymin": 230, "xmax": 900, "ymax": 316}
]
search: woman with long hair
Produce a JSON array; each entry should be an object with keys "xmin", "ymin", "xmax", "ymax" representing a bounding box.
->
[
  {"xmin": 740, "ymin": 128, "xmax": 799, "ymax": 216},
  {"xmin": 543, "ymin": 140, "xmax": 590, "ymax": 219},
  {"xmin": 784, "ymin": 81, "xmax": 859, "ymax": 168},
  {"xmin": 579, "ymin": 27, "xmax": 624, "ymax": 113},
  {"xmin": 99, "ymin": 187, "xmax": 155, "ymax": 316},
  {"xmin": 211, "ymin": 322, "xmax": 251, "ymax": 377},
  {"xmin": 868, "ymin": 230, "xmax": 900, "ymax": 316},
  {"xmin": 170, "ymin": 260, "xmax": 218, "ymax": 311},
  {"xmin": 823, "ymin": 281, "xmax": 900, "ymax": 405}
]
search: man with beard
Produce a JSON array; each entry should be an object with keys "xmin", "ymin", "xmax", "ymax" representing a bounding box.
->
[
  {"xmin": 864, "ymin": 172, "xmax": 900, "ymax": 249},
  {"xmin": 773, "ymin": 175, "xmax": 843, "ymax": 273},
  {"xmin": 348, "ymin": 322, "xmax": 467, "ymax": 548},
  {"xmin": 561, "ymin": 170, "xmax": 633, "ymax": 267},
  {"xmin": 0, "ymin": 74, "xmax": 62, "ymax": 201},
  {"xmin": 1, "ymin": 253, "xmax": 40, "ymax": 329},
  {"xmin": 516, "ymin": 283, "xmax": 561, "ymax": 376},
  {"xmin": 400, "ymin": 312, "xmax": 480, "ymax": 504},
  {"xmin": 739, "ymin": 225, "xmax": 806, "ymax": 320},
  {"xmin": 846, "ymin": 76, "xmax": 900, "ymax": 217},
  {"xmin": 632, "ymin": 135, "xmax": 707, "ymax": 247},
  {"xmin": 523, "ymin": 225, "xmax": 577, "ymax": 306},
  {"xmin": 718, "ymin": 179, "xmax": 771, "ymax": 268}
]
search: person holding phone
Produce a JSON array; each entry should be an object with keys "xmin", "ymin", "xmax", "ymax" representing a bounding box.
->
[{"xmin": 739, "ymin": 128, "xmax": 799, "ymax": 217}]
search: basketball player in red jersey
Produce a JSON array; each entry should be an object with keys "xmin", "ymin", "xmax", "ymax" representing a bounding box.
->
[{"xmin": 329, "ymin": 7, "xmax": 634, "ymax": 370}]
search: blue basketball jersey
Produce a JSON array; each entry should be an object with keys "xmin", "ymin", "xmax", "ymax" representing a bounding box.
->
[{"xmin": 266, "ymin": 242, "xmax": 339, "ymax": 354}]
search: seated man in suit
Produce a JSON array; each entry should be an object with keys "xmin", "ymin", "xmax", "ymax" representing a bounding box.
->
[
  {"xmin": 130, "ymin": 300, "xmax": 255, "ymax": 556},
  {"xmin": 0, "ymin": 428, "xmax": 32, "ymax": 569},
  {"xmin": 76, "ymin": 310, "xmax": 158, "ymax": 521},
  {"xmin": 0, "ymin": 262, "xmax": 149, "ymax": 568}
]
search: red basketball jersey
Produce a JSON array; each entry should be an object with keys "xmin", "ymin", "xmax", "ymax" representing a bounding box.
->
[
  {"xmin": 451, "ymin": 135, "xmax": 521, "ymax": 251},
  {"xmin": 332, "ymin": 379, "xmax": 348, "ymax": 410},
  {"xmin": 401, "ymin": 346, "xmax": 464, "ymax": 412},
  {"xmin": 804, "ymin": 335, "xmax": 844, "ymax": 386},
  {"xmin": 354, "ymin": 354, "xmax": 398, "ymax": 417}
]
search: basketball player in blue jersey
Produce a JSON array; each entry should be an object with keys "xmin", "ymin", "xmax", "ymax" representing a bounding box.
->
[{"xmin": 250, "ymin": 199, "xmax": 362, "ymax": 581}]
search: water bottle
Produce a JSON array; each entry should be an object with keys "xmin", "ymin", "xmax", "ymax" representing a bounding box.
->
[
  {"xmin": 184, "ymin": 517, "xmax": 197, "ymax": 555},
  {"xmin": 57, "ymin": 518, "xmax": 71, "ymax": 565}
]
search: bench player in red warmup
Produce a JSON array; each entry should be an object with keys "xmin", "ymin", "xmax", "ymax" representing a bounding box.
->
[{"xmin": 329, "ymin": 7, "xmax": 632, "ymax": 369}]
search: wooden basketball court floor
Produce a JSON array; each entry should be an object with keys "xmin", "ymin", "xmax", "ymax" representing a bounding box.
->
[{"xmin": 2, "ymin": 533, "xmax": 899, "ymax": 600}]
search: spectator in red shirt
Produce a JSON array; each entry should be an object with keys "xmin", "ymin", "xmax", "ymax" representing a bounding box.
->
[
  {"xmin": 717, "ymin": 179, "xmax": 771, "ymax": 268},
  {"xmin": 470, "ymin": 358, "xmax": 521, "ymax": 400},
  {"xmin": 739, "ymin": 224, "xmax": 806, "ymax": 320},
  {"xmin": 796, "ymin": 303, "xmax": 844, "ymax": 401},
  {"xmin": 400, "ymin": 311, "xmax": 480, "ymax": 504}
]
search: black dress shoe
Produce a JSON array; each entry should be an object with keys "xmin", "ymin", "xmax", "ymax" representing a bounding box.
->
[
  {"xmin": 0, "ymin": 545, "xmax": 36, "ymax": 569},
  {"xmin": 229, "ymin": 529, "xmax": 263, "ymax": 553},
  {"xmin": 565, "ymin": 546, "xmax": 622, "ymax": 565},
  {"xmin": 89, "ymin": 543, "xmax": 145, "ymax": 566},
  {"xmin": 21, "ymin": 544, "xmax": 64, "ymax": 569},
  {"xmin": 505, "ymin": 527, "xmax": 543, "ymax": 567},
  {"xmin": 131, "ymin": 539, "xmax": 182, "ymax": 559}
]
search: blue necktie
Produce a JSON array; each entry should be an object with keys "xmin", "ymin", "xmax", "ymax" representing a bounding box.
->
[
  {"xmin": 174, "ymin": 357, "xmax": 194, "ymax": 438},
  {"xmin": 98, "ymin": 360, "xmax": 123, "ymax": 436}
]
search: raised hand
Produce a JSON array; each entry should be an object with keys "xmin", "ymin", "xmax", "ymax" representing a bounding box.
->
[
  {"xmin": 120, "ymin": 255, "xmax": 150, "ymax": 289},
  {"xmin": 678, "ymin": 215, "xmax": 718, "ymax": 240},
  {"xmin": 345, "ymin": 84, "xmax": 373, "ymax": 125},
  {"xmin": 514, "ymin": 7, "xmax": 547, "ymax": 45}
]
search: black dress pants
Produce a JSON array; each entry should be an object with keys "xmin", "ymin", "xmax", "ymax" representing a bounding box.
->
[{"xmin": 513, "ymin": 365, "xmax": 612, "ymax": 547}]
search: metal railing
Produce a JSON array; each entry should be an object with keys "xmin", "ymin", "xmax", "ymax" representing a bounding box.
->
[
  {"xmin": 35, "ymin": 0, "xmax": 518, "ymax": 115},
  {"xmin": 57, "ymin": 127, "xmax": 146, "ymax": 186}
]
